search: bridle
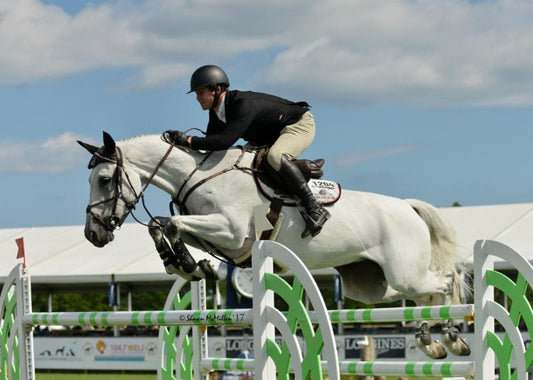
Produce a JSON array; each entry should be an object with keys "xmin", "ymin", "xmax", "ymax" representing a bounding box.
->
[
  {"xmin": 85, "ymin": 137, "xmax": 256, "ymax": 268},
  {"xmin": 86, "ymin": 143, "xmax": 175, "ymax": 232}
]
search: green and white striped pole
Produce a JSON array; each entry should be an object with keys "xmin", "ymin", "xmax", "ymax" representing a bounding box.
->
[{"xmin": 23, "ymin": 309, "xmax": 253, "ymax": 328}]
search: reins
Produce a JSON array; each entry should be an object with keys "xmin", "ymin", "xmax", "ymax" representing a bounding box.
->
[{"xmin": 171, "ymin": 146, "xmax": 250, "ymax": 215}]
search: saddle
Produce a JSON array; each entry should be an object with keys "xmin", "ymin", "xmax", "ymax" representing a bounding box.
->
[{"xmin": 252, "ymin": 147, "xmax": 341, "ymax": 207}]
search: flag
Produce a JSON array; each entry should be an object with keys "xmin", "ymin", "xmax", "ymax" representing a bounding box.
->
[
  {"xmin": 15, "ymin": 237, "xmax": 27, "ymax": 270},
  {"xmin": 15, "ymin": 237, "xmax": 25, "ymax": 259}
]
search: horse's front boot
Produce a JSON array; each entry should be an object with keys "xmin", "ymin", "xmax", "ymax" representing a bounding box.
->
[
  {"xmin": 278, "ymin": 155, "xmax": 330, "ymax": 238},
  {"xmin": 172, "ymin": 239, "xmax": 198, "ymax": 274}
]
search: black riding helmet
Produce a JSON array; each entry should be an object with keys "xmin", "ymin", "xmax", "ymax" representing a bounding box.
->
[{"xmin": 187, "ymin": 65, "xmax": 230, "ymax": 93}]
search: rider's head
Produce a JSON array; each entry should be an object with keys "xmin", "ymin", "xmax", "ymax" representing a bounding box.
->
[{"xmin": 188, "ymin": 65, "xmax": 230, "ymax": 111}]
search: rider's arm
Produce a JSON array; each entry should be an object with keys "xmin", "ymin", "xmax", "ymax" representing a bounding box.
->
[{"xmin": 190, "ymin": 99, "xmax": 253, "ymax": 151}]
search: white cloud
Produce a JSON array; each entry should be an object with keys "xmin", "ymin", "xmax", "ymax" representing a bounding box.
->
[
  {"xmin": 257, "ymin": 1, "xmax": 533, "ymax": 105},
  {"xmin": 2, "ymin": 0, "xmax": 533, "ymax": 105},
  {"xmin": 336, "ymin": 144, "xmax": 416, "ymax": 168},
  {"xmin": 0, "ymin": 133, "xmax": 96, "ymax": 173},
  {"xmin": 124, "ymin": 62, "xmax": 190, "ymax": 90}
]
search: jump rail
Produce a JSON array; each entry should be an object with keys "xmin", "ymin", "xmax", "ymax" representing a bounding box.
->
[
  {"xmin": 1, "ymin": 239, "xmax": 533, "ymax": 379},
  {"xmin": 23, "ymin": 304, "xmax": 474, "ymax": 329}
]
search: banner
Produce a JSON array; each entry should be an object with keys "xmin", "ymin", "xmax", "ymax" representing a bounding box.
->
[
  {"xmin": 34, "ymin": 337, "xmax": 159, "ymax": 370},
  {"xmin": 344, "ymin": 336, "xmax": 406, "ymax": 359}
]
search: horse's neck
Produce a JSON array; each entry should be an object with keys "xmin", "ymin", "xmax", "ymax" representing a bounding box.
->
[{"xmin": 119, "ymin": 136, "xmax": 253, "ymax": 197}]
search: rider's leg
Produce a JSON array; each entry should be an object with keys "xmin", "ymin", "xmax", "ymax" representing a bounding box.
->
[
  {"xmin": 267, "ymin": 112, "xmax": 330, "ymax": 237},
  {"xmin": 278, "ymin": 155, "xmax": 331, "ymax": 237}
]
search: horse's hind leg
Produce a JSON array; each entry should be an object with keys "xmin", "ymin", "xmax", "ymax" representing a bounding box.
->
[
  {"xmin": 440, "ymin": 273, "xmax": 471, "ymax": 356},
  {"xmin": 411, "ymin": 274, "xmax": 470, "ymax": 358},
  {"xmin": 406, "ymin": 294, "xmax": 448, "ymax": 360},
  {"xmin": 441, "ymin": 320, "xmax": 471, "ymax": 356},
  {"xmin": 381, "ymin": 255, "xmax": 456, "ymax": 360},
  {"xmin": 336, "ymin": 260, "xmax": 406, "ymax": 304},
  {"xmin": 337, "ymin": 261, "xmax": 448, "ymax": 359}
]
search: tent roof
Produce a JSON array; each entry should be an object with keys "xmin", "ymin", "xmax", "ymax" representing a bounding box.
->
[
  {"xmin": 0, "ymin": 223, "xmax": 215, "ymax": 286},
  {"xmin": 440, "ymin": 202, "xmax": 533, "ymax": 269},
  {"xmin": 2, "ymin": 202, "xmax": 533, "ymax": 285}
]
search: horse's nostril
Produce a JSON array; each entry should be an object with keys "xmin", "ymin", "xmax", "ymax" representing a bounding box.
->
[{"xmin": 90, "ymin": 231, "xmax": 98, "ymax": 243}]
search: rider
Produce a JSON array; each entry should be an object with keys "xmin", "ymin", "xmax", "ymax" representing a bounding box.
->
[{"xmin": 165, "ymin": 64, "xmax": 330, "ymax": 238}]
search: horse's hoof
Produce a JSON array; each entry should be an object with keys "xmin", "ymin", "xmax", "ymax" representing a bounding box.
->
[
  {"xmin": 442, "ymin": 335, "xmax": 471, "ymax": 356},
  {"xmin": 415, "ymin": 323, "xmax": 433, "ymax": 346},
  {"xmin": 415, "ymin": 339, "xmax": 447, "ymax": 360},
  {"xmin": 198, "ymin": 259, "xmax": 218, "ymax": 281},
  {"xmin": 163, "ymin": 263, "xmax": 194, "ymax": 280}
]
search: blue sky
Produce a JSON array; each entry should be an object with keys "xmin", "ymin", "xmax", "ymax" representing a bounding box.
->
[{"xmin": 1, "ymin": 0, "xmax": 533, "ymax": 228}]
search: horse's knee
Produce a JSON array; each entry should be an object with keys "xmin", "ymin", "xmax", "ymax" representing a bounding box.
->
[
  {"xmin": 148, "ymin": 217, "xmax": 169, "ymax": 239},
  {"xmin": 149, "ymin": 226, "xmax": 162, "ymax": 241},
  {"xmin": 164, "ymin": 218, "xmax": 181, "ymax": 240}
]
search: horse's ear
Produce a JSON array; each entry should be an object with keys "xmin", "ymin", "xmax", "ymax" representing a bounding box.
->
[
  {"xmin": 102, "ymin": 131, "xmax": 116, "ymax": 155},
  {"xmin": 77, "ymin": 140, "xmax": 99, "ymax": 155}
]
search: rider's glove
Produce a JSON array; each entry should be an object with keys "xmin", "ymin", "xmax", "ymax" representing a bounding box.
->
[{"xmin": 164, "ymin": 130, "xmax": 189, "ymax": 147}]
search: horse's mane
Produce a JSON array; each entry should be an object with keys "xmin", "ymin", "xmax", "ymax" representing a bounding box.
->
[{"xmin": 118, "ymin": 134, "xmax": 254, "ymax": 161}]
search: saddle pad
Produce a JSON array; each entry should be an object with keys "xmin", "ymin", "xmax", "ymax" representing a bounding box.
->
[
  {"xmin": 310, "ymin": 179, "xmax": 342, "ymax": 204},
  {"xmin": 257, "ymin": 177, "xmax": 341, "ymax": 206}
]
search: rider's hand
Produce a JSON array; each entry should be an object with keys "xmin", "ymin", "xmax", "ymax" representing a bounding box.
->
[{"xmin": 164, "ymin": 130, "xmax": 189, "ymax": 147}]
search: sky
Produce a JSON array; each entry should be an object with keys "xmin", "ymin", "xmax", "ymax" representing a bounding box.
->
[{"xmin": 1, "ymin": 0, "xmax": 533, "ymax": 229}]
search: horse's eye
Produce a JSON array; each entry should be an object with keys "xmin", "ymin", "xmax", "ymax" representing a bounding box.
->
[{"xmin": 99, "ymin": 177, "xmax": 112, "ymax": 187}]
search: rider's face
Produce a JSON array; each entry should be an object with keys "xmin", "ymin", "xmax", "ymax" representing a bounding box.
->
[{"xmin": 195, "ymin": 87, "xmax": 216, "ymax": 110}]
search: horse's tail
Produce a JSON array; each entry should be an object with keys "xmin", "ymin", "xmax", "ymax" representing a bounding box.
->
[{"xmin": 406, "ymin": 199, "xmax": 466, "ymax": 304}]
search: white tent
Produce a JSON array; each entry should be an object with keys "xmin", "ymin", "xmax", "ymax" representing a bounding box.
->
[
  {"xmin": 440, "ymin": 202, "xmax": 533, "ymax": 269},
  {"xmin": 1, "ymin": 202, "xmax": 533, "ymax": 285},
  {"xmin": 0, "ymin": 223, "xmax": 215, "ymax": 286}
]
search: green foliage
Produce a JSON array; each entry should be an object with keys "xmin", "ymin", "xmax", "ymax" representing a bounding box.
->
[
  {"xmin": 130, "ymin": 291, "xmax": 168, "ymax": 310},
  {"xmin": 32, "ymin": 290, "xmax": 169, "ymax": 312}
]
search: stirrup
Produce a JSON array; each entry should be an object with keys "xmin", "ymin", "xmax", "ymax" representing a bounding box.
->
[{"xmin": 301, "ymin": 208, "xmax": 331, "ymax": 238}]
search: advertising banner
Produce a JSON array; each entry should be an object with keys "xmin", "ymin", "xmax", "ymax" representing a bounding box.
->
[
  {"xmin": 35, "ymin": 337, "xmax": 160, "ymax": 370},
  {"xmin": 34, "ymin": 331, "xmax": 527, "ymax": 371},
  {"xmin": 344, "ymin": 336, "xmax": 406, "ymax": 359}
]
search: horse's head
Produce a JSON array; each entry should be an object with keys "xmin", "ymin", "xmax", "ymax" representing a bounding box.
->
[{"xmin": 78, "ymin": 132, "xmax": 142, "ymax": 247}]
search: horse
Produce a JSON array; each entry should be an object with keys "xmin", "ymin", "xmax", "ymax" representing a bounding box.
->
[{"xmin": 78, "ymin": 131, "xmax": 471, "ymax": 359}]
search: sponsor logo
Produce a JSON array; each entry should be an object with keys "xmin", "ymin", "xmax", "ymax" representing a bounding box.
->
[{"xmin": 345, "ymin": 337, "xmax": 406, "ymax": 359}]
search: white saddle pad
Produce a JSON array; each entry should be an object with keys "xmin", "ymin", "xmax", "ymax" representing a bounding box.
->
[{"xmin": 257, "ymin": 177, "xmax": 341, "ymax": 206}]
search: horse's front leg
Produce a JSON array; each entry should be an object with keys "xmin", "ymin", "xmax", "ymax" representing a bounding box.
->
[
  {"xmin": 165, "ymin": 212, "xmax": 248, "ymax": 251},
  {"xmin": 148, "ymin": 217, "xmax": 216, "ymax": 281}
]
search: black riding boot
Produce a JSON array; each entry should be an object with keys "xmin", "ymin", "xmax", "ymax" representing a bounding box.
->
[{"xmin": 279, "ymin": 155, "xmax": 331, "ymax": 238}]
